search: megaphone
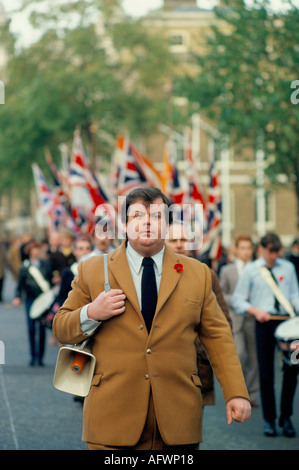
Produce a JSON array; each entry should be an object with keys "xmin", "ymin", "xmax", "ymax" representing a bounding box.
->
[{"xmin": 53, "ymin": 340, "xmax": 96, "ymax": 397}]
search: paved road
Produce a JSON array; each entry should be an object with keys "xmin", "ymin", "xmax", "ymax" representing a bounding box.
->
[{"xmin": 0, "ymin": 270, "xmax": 298, "ymax": 451}]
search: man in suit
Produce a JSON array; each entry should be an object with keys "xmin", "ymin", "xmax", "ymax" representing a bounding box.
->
[
  {"xmin": 219, "ymin": 234, "xmax": 259, "ymax": 407},
  {"xmin": 53, "ymin": 187, "xmax": 251, "ymax": 450}
]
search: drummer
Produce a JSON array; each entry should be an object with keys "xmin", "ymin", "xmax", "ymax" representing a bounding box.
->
[
  {"xmin": 13, "ymin": 240, "xmax": 53, "ymax": 367},
  {"xmin": 232, "ymin": 232, "xmax": 299, "ymax": 438}
]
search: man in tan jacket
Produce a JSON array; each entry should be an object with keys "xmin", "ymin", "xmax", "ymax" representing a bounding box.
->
[{"xmin": 53, "ymin": 187, "xmax": 251, "ymax": 450}]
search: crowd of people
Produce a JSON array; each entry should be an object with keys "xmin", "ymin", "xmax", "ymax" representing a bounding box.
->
[{"xmin": 0, "ymin": 186, "xmax": 299, "ymax": 449}]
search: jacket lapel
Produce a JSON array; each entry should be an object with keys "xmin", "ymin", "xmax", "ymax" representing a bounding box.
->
[
  {"xmin": 155, "ymin": 247, "xmax": 182, "ymax": 316},
  {"xmin": 107, "ymin": 243, "xmax": 183, "ymax": 321}
]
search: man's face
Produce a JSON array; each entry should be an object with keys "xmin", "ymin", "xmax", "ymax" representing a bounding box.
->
[
  {"xmin": 95, "ymin": 234, "xmax": 112, "ymax": 253},
  {"xmin": 235, "ymin": 240, "xmax": 253, "ymax": 263},
  {"xmin": 74, "ymin": 241, "xmax": 92, "ymax": 261},
  {"xmin": 125, "ymin": 198, "xmax": 168, "ymax": 256},
  {"xmin": 165, "ymin": 224, "xmax": 190, "ymax": 255},
  {"xmin": 261, "ymin": 246, "xmax": 280, "ymax": 268}
]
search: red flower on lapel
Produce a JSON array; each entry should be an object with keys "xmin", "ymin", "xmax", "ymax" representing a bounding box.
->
[
  {"xmin": 278, "ymin": 275, "xmax": 284, "ymax": 282},
  {"xmin": 174, "ymin": 263, "xmax": 184, "ymax": 273}
]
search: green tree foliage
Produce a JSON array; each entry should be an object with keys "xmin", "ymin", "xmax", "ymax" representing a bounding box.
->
[
  {"xmin": 0, "ymin": 0, "xmax": 175, "ymax": 196},
  {"xmin": 177, "ymin": 0, "xmax": 299, "ymax": 225}
]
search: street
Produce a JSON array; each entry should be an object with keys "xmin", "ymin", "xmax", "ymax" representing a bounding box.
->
[{"xmin": 0, "ymin": 270, "xmax": 298, "ymax": 451}]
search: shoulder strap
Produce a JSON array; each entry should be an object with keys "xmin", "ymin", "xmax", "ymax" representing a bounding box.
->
[
  {"xmin": 103, "ymin": 254, "xmax": 111, "ymax": 293},
  {"xmin": 27, "ymin": 264, "xmax": 51, "ymax": 293},
  {"xmin": 70, "ymin": 262, "xmax": 78, "ymax": 277},
  {"xmin": 259, "ymin": 266, "xmax": 295, "ymax": 318}
]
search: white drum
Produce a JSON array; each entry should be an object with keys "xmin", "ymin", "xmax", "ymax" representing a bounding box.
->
[
  {"xmin": 274, "ymin": 317, "xmax": 299, "ymax": 365},
  {"xmin": 29, "ymin": 287, "xmax": 58, "ymax": 319}
]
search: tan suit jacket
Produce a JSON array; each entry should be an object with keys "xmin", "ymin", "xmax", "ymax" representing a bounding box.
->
[{"xmin": 53, "ymin": 242, "xmax": 249, "ymax": 447}]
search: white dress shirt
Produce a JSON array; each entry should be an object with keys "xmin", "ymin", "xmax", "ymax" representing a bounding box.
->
[{"xmin": 80, "ymin": 243, "xmax": 165, "ymax": 334}]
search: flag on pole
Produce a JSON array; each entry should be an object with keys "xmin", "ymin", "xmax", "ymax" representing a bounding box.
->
[
  {"xmin": 110, "ymin": 135, "xmax": 125, "ymax": 203},
  {"xmin": 162, "ymin": 137, "xmax": 186, "ymax": 205},
  {"xmin": 69, "ymin": 131, "xmax": 110, "ymax": 210},
  {"xmin": 129, "ymin": 141, "xmax": 163, "ymax": 190},
  {"xmin": 44, "ymin": 148, "xmax": 69, "ymax": 205},
  {"xmin": 183, "ymin": 127, "xmax": 207, "ymax": 251},
  {"xmin": 117, "ymin": 138, "xmax": 148, "ymax": 195},
  {"xmin": 184, "ymin": 128, "xmax": 206, "ymax": 211},
  {"xmin": 69, "ymin": 131, "xmax": 115, "ymax": 233},
  {"xmin": 32, "ymin": 163, "xmax": 79, "ymax": 233},
  {"xmin": 200, "ymin": 139, "xmax": 222, "ymax": 260}
]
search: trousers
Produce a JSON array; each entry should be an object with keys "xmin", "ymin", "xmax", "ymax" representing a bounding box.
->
[
  {"xmin": 255, "ymin": 319, "xmax": 299, "ymax": 423},
  {"xmin": 87, "ymin": 391, "xmax": 199, "ymax": 451}
]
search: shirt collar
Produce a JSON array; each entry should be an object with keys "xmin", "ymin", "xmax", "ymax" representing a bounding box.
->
[
  {"xmin": 235, "ymin": 258, "xmax": 246, "ymax": 274},
  {"xmin": 126, "ymin": 242, "xmax": 165, "ymax": 275},
  {"xmin": 258, "ymin": 256, "xmax": 282, "ymax": 269}
]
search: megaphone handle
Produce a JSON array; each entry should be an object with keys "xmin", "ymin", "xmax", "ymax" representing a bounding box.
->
[{"xmin": 71, "ymin": 352, "xmax": 88, "ymax": 373}]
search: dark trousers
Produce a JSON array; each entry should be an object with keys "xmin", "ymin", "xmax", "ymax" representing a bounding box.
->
[
  {"xmin": 255, "ymin": 320, "xmax": 299, "ymax": 423},
  {"xmin": 25, "ymin": 297, "xmax": 46, "ymax": 364}
]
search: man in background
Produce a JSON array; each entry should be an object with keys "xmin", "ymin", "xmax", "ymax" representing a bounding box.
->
[
  {"xmin": 219, "ymin": 234, "xmax": 259, "ymax": 407},
  {"xmin": 232, "ymin": 232, "xmax": 299, "ymax": 438}
]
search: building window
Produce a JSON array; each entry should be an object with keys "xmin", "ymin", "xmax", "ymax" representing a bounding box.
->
[
  {"xmin": 169, "ymin": 31, "xmax": 189, "ymax": 53},
  {"xmin": 170, "ymin": 34, "xmax": 184, "ymax": 46},
  {"xmin": 255, "ymin": 190, "xmax": 276, "ymax": 231}
]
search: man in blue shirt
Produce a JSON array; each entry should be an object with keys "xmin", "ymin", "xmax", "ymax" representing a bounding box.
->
[{"xmin": 232, "ymin": 232, "xmax": 299, "ymax": 438}]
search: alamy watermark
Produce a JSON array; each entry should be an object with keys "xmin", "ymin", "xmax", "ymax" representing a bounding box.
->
[
  {"xmin": 0, "ymin": 340, "xmax": 4, "ymax": 364},
  {"xmin": 290, "ymin": 80, "xmax": 299, "ymax": 104},
  {"xmin": 94, "ymin": 197, "xmax": 205, "ymax": 251},
  {"xmin": 0, "ymin": 80, "xmax": 4, "ymax": 105}
]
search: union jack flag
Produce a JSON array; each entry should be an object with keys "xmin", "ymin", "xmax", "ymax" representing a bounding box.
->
[
  {"xmin": 69, "ymin": 131, "xmax": 110, "ymax": 210},
  {"xmin": 32, "ymin": 163, "xmax": 78, "ymax": 233},
  {"xmin": 200, "ymin": 140, "xmax": 222, "ymax": 259},
  {"xmin": 117, "ymin": 139, "xmax": 148, "ymax": 195},
  {"xmin": 162, "ymin": 138, "xmax": 187, "ymax": 205}
]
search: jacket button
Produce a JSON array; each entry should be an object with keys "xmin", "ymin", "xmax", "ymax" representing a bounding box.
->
[
  {"xmin": 138, "ymin": 325, "xmax": 143, "ymax": 330},
  {"xmin": 146, "ymin": 348, "xmax": 152, "ymax": 354},
  {"xmin": 144, "ymin": 374, "xmax": 149, "ymax": 379}
]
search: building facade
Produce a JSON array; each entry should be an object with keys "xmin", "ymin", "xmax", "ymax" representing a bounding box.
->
[{"xmin": 141, "ymin": 0, "xmax": 299, "ymax": 250}]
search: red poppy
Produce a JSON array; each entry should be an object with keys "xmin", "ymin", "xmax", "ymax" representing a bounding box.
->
[
  {"xmin": 174, "ymin": 263, "xmax": 184, "ymax": 273},
  {"xmin": 278, "ymin": 275, "xmax": 284, "ymax": 282}
]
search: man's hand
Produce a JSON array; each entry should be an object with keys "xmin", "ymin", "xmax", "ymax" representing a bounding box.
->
[
  {"xmin": 87, "ymin": 289, "xmax": 126, "ymax": 322},
  {"xmin": 12, "ymin": 297, "xmax": 21, "ymax": 307},
  {"xmin": 226, "ymin": 398, "xmax": 251, "ymax": 425},
  {"xmin": 247, "ymin": 306, "xmax": 271, "ymax": 323}
]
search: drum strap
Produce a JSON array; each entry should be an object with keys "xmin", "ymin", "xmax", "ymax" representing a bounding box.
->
[
  {"xmin": 24, "ymin": 261, "xmax": 51, "ymax": 293},
  {"xmin": 259, "ymin": 266, "xmax": 295, "ymax": 318}
]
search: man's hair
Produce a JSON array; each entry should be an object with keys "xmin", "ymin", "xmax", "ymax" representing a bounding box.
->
[
  {"xmin": 121, "ymin": 187, "xmax": 173, "ymax": 224},
  {"xmin": 260, "ymin": 232, "xmax": 282, "ymax": 252},
  {"xmin": 235, "ymin": 233, "xmax": 253, "ymax": 247},
  {"xmin": 75, "ymin": 234, "xmax": 93, "ymax": 249}
]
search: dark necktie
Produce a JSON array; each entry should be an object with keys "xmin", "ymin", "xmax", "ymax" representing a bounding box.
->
[
  {"xmin": 267, "ymin": 267, "xmax": 280, "ymax": 312},
  {"xmin": 141, "ymin": 257, "xmax": 157, "ymax": 332}
]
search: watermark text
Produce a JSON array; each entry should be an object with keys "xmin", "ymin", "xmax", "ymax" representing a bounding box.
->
[
  {"xmin": 0, "ymin": 80, "xmax": 4, "ymax": 104},
  {"xmin": 290, "ymin": 80, "xmax": 299, "ymax": 104},
  {"xmin": 0, "ymin": 341, "xmax": 4, "ymax": 364}
]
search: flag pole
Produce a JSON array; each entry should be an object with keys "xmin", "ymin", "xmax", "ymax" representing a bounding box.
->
[{"xmin": 220, "ymin": 137, "xmax": 231, "ymax": 249}]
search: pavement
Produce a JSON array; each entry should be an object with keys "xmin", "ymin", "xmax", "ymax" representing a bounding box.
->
[{"xmin": 0, "ymin": 270, "xmax": 298, "ymax": 452}]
